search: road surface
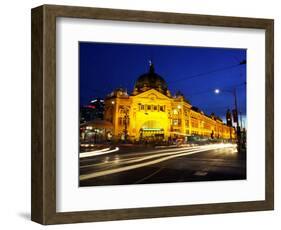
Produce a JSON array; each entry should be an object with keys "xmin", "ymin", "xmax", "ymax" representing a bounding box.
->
[{"xmin": 79, "ymin": 143, "xmax": 246, "ymax": 186}]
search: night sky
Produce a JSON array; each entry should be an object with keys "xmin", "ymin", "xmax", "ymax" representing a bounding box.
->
[{"xmin": 79, "ymin": 42, "xmax": 246, "ymax": 124}]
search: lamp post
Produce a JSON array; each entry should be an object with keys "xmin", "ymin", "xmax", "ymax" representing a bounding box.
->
[
  {"xmin": 214, "ymin": 88, "xmax": 239, "ymax": 126},
  {"xmin": 214, "ymin": 88, "xmax": 241, "ymax": 144}
]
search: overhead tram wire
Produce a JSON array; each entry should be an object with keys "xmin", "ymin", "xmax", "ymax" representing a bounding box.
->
[
  {"xmin": 186, "ymin": 82, "xmax": 246, "ymax": 98},
  {"xmin": 168, "ymin": 60, "xmax": 246, "ymax": 84},
  {"xmin": 183, "ymin": 82, "xmax": 246, "ymax": 116}
]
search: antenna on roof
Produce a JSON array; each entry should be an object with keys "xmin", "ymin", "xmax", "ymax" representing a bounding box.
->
[{"xmin": 148, "ymin": 59, "xmax": 155, "ymax": 73}]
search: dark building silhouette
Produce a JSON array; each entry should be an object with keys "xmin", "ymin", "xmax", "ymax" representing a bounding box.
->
[{"xmin": 80, "ymin": 98, "xmax": 105, "ymax": 123}]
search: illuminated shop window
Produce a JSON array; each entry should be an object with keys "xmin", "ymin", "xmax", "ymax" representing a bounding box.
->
[{"xmin": 173, "ymin": 119, "xmax": 179, "ymax": 126}]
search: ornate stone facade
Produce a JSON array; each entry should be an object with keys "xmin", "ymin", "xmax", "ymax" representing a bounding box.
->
[{"xmin": 104, "ymin": 63, "xmax": 235, "ymax": 142}]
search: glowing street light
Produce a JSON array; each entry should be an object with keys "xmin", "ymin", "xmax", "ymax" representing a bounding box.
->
[
  {"xmin": 214, "ymin": 89, "xmax": 220, "ymax": 94},
  {"xmin": 214, "ymin": 87, "xmax": 241, "ymax": 146},
  {"xmin": 214, "ymin": 88, "xmax": 239, "ymax": 127}
]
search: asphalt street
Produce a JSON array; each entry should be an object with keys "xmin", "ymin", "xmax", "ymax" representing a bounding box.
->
[{"xmin": 79, "ymin": 143, "xmax": 246, "ymax": 186}]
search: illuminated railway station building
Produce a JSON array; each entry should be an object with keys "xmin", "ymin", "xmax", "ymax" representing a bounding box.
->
[{"xmin": 103, "ymin": 62, "xmax": 236, "ymax": 142}]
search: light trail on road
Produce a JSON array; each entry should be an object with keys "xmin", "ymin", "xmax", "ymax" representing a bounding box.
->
[
  {"xmin": 80, "ymin": 143, "xmax": 236, "ymax": 181},
  {"xmin": 80, "ymin": 145, "xmax": 200, "ymax": 163},
  {"xmin": 80, "ymin": 145, "xmax": 202, "ymax": 168},
  {"xmin": 80, "ymin": 147, "xmax": 119, "ymax": 158}
]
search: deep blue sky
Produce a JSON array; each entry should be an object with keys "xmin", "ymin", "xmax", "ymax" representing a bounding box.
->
[{"xmin": 79, "ymin": 42, "xmax": 246, "ymax": 122}]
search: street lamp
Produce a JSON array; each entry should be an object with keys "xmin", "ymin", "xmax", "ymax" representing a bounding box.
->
[
  {"xmin": 214, "ymin": 87, "xmax": 241, "ymax": 146},
  {"xmin": 214, "ymin": 88, "xmax": 239, "ymax": 128},
  {"xmin": 214, "ymin": 89, "xmax": 220, "ymax": 94}
]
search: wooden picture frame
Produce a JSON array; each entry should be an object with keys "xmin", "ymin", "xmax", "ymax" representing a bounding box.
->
[{"xmin": 31, "ymin": 4, "xmax": 274, "ymax": 225}]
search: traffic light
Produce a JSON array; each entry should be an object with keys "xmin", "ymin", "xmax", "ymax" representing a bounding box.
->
[{"xmin": 226, "ymin": 109, "xmax": 232, "ymax": 127}]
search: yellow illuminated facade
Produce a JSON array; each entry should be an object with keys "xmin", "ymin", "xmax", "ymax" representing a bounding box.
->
[{"xmin": 104, "ymin": 63, "xmax": 235, "ymax": 142}]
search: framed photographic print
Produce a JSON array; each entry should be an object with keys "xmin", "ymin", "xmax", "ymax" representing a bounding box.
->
[{"xmin": 31, "ymin": 4, "xmax": 274, "ymax": 224}]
